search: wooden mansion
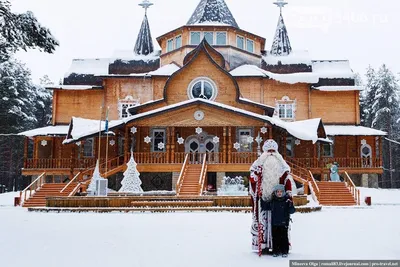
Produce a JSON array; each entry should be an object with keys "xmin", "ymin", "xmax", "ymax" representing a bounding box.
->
[{"xmin": 19, "ymin": 0, "xmax": 386, "ymax": 207}]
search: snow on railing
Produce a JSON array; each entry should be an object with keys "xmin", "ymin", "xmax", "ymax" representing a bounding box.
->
[
  {"xmin": 308, "ymin": 171, "xmax": 320, "ymax": 202},
  {"xmin": 343, "ymin": 171, "xmax": 360, "ymax": 205},
  {"xmin": 199, "ymin": 154, "xmax": 208, "ymax": 195},
  {"xmin": 19, "ymin": 172, "xmax": 46, "ymax": 206},
  {"xmin": 176, "ymin": 154, "xmax": 189, "ymax": 195}
]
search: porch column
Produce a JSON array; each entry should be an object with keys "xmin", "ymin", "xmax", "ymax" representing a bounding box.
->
[
  {"xmin": 379, "ymin": 136, "xmax": 383, "ymax": 167},
  {"xmin": 34, "ymin": 137, "xmax": 38, "ymax": 168},
  {"xmin": 171, "ymin": 127, "xmax": 175, "ymax": 163},
  {"xmin": 228, "ymin": 127, "xmax": 232, "ymax": 164},
  {"xmin": 346, "ymin": 137, "xmax": 350, "ymax": 167},
  {"xmin": 70, "ymin": 144, "xmax": 75, "ymax": 180},
  {"xmin": 319, "ymin": 143, "xmax": 324, "ymax": 180},
  {"xmin": 124, "ymin": 127, "xmax": 129, "ymax": 163},
  {"xmin": 223, "ymin": 127, "xmax": 227, "ymax": 164},
  {"xmin": 313, "ymin": 143, "xmax": 317, "ymax": 169},
  {"xmin": 268, "ymin": 125, "xmax": 273, "ymax": 139},
  {"xmin": 166, "ymin": 127, "xmax": 171, "ymax": 163},
  {"xmin": 24, "ymin": 137, "xmax": 28, "ymax": 168}
]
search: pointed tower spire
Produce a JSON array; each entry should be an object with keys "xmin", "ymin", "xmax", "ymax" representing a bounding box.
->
[
  {"xmin": 270, "ymin": 0, "xmax": 292, "ymax": 56},
  {"xmin": 134, "ymin": 0, "xmax": 154, "ymax": 56},
  {"xmin": 187, "ymin": 0, "xmax": 239, "ymax": 28}
]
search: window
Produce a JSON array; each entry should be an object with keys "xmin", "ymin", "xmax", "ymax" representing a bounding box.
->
[
  {"xmin": 246, "ymin": 39, "xmax": 254, "ymax": 53},
  {"xmin": 167, "ymin": 39, "xmax": 174, "ymax": 52},
  {"xmin": 204, "ymin": 32, "xmax": 214, "ymax": 45},
  {"xmin": 286, "ymin": 137, "xmax": 294, "ymax": 157},
  {"xmin": 187, "ymin": 78, "xmax": 218, "ymax": 101},
  {"xmin": 279, "ymin": 104, "xmax": 294, "ymax": 119},
  {"xmin": 152, "ymin": 129, "xmax": 166, "ymax": 152},
  {"xmin": 216, "ymin": 32, "xmax": 227, "ymax": 45},
  {"xmin": 190, "ymin": 32, "xmax": 201, "ymax": 45},
  {"xmin": 118, "ymin": 137, "xmax": 125, "ymax": 156},
  {"xmin": 322, "ymin": 137, "xmax": 334, "ymax": 157},
  {"xmin": 83, "ymin": 138, "xmax": 94, "ymax": 158},
  {"xmin": 275, "ymin": 96, "xmax": 296, "ymax": 121},
  {"xmin": 237, "ymin": 35, "xmax": 244, "ymax": 50},
  {"xmin": 238, "ymin": 129, "xmax": 252, "ymax": 152},
  {"xmin": 175, "ymin": 35, "xmax": 182, "ymax": 49},
  {"xmin": 118, "ymin": 97, "xmax": 139, "ymax": 119}
]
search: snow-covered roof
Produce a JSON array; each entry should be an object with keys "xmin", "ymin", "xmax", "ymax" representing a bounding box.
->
[
  {"xmin": 19, "ymin": 125, "xmax": 70, "ymax": 137},
  {"xmin": 187, "ymin": 0, "xmax": 239, "ymax": 28},
  {"xmin": 312, "ymin": 60, "xmax": 354, "ymax": 79},
  {"xmin": 64, "ymin": 58, "xmax": 111, "ymax": 78},
  {"xmin": 238, "ymin": 97, "xmax": 275, "ymax": 110},
  {"xmin": 270, "ymin": 13, "xmax": 292, "ymax": 56},
  {"xmin": 262, "ymin": 50, "xmax": 312, "ymax": 66},
  {"xmin": 312, "ymin": 86, "xmax": 364, "ymax": 92},
  {"xmin": 64, "ymin": 99, "xmax": 324, "ymax": 144},
  {"xmin": 63, "ymin": 117, "xmax": 124, "ymax": 144},
  {"xmin": 134, "ymin": 14, "xmax": 154, "ymax": 56},
  {"xmin": 325, "ymin": 125, "xmax": 387, "ymax": 136},
  {"xmin": 101, "ymin": 63, "xmax": 180, "ymax": 77},
  {"xmin": 46, "ymin": 85, "xmax": 102, "ymax": 90},
  {"xmin": 230, "ymin": 65, "xmax": 319, "ymax": 84}
]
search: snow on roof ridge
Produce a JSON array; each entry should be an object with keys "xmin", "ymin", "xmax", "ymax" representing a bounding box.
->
[
  {"xmin": 263, "ymin": 50, "xmax": 312, "ymax": 66},
  {"xmin": 325, "ymin": 125, "xmax": 387, "ymax": 136}
]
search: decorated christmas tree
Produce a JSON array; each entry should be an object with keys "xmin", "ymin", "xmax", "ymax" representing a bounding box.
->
[
  {"xmin": 87, "ymin": 160, "xmax": 105, "ymax": 195},
  {"xmin": 119, "ymin": 154, "xmax": 143, "ymax": 193}
]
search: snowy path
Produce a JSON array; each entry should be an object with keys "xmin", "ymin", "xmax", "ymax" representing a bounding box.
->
[{"xmin": 0, "ymin": 205, "xmax": 399, "ymax": 267}]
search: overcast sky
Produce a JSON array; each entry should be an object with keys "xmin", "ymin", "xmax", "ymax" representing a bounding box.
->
[{"xmin": 11, "ymin": 0, "xmax": 400, "ymax": 84}]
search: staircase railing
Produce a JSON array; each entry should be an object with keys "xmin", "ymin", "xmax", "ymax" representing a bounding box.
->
[
  {"xmin": 344, "ymin": 172, "xmax": 360, "ymax": 205},
  {"xmin": 19, "ymin": 172, "xmax": 46, "ymax": 206},
  {"xmin": 290, "ymin": 173, "xmax": 309, "ymax": 195},
  {"xmin": 308, "ymin": 171, "xmax": 320, "ymax": 202},
  {"xmin": 60, "ymin": 172, "xmax": 81, "ymax": 193},
  {"xmin": 176, "ymin": 154, "xmax": 189, "ymax": 195},
  {"xmin": 69, "ymin": 183, "xmax": 83, "ymax": 197},
  {"xmin": 199, "ymin": 154, "xmax": 208, "ymax": 195}
]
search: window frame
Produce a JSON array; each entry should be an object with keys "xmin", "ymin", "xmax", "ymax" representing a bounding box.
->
[
  {"xmin": 167, "ymin": 38, "xmax": 174, "ymax": 52},
  {"xmin": 216, "ymin": 32, "xmax": 227, "ymax": 45},
  {"xmin": 321, "ymin": 137, "xmax": 334, "ymax": 157},
  {"xmin": 237, "ymin": 128, "xmax": 253, "ymax": 152},
  {"xmin": 190, "ymin": 31, "xmax": 201, "ymax": 45},
  {"xmin": 278, "ymin": 103, "xmax": 294, "ymax": 119},
  {"xmin": 286, "ymin": 137, "xmax": 295, "ymax": 157},
  {"xmin": 204, "ymin": 31, "xmax": 214, "ymax": 45},
  {"xmin": 187, "ymin": 77, "xmax": 218, "ymax": 101},
  {"xmin": 236, "ymin": 35, "xmax": 245, "ymax": 50},
  {"xmin": 83, "ymin": 138, "xmax": 94, "ymax": 158},
  {"xmin": 246, "ymin": 38, "xmax": 254, "ymax": 53},
  {"xmin": 118, "ymin": 99, "xmax": 139, "ymax": 120},
  {"xmin": 175, "ymin": 35, "xmax": 182, "ymax": 49},
  {"xmin": 151, "ymin": 128, "xmax": 166, "ymax": 152}
]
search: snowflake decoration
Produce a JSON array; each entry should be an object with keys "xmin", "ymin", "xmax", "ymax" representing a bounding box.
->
[
  {"xmin": 213, "ymin": 136, "xmax": 220, "ymax": 144},
  {"xmin": 109, "ymin": 140, "xmax": 116, "ymax": 146},
  {"xmin": 144, "ymin": 136, "xmax": 151, "ymax": 144},
  {"xmin": 260, "ymin": 127, "xmax": 268, "ymax": 134},
  {"xmin": 157, "ymin": 142, "xmax": 165, "ymax": 150},
  {"xmin": 76, "ymin": 141, "xmax": 81, "ymax": 147},
  {"xmin": 195, "ymin": 127, "xmax": 203, "ymax": 134},
  {"xmin": 41, "ymin": 140, "xmax": 48, "ymax": 147},
  {"xmin": 361, "ymin": 139, "xmax": 367, "ymax": 145},
  {"xmin": 177, "ymin": 137, "xmax": 185, "ymax": 145},
  {"xmin": 255, "ymin": 136, "xmax": 263, "ymax": 144},
  {"xmin": 130, "ymin": 127, "xmax": 137, "ymax": 134},
  {"xmin": 233, "ymin": 142, "xmax": 241, "ymax": 150},
  {"xmin": 295, "ymin": 139, "xmax": 301, "ymax": 146},
  {"xmin": 247, "ymin": 136, "xmax": 254, "ymax": 143}
]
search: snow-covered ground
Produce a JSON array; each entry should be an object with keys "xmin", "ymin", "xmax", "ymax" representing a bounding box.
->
[
  {"xmin": 0, "ymin": 191, "xmax": 399, "ymax": 267},
  {"xmin": 359, "ymin": 187, "xmax": 400, "ymax": 205}
]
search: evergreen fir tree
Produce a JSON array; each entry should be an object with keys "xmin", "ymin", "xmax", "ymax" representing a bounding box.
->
[{"xmin": 119, "ymin": 155, "xmax": 143, "ymax": 193}]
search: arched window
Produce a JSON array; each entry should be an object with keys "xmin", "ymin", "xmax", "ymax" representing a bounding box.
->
[{"xmin": 187, "ymin": 77, "xmax": 218, "ymax": 101}]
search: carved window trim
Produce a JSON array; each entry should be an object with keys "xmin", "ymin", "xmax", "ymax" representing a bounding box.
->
[{"xmin": 274, "ymin": 96, "xmax": 297, "ymax": 121}]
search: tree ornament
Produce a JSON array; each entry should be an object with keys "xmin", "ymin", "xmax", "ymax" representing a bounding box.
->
[
  {"xmin": 130, "ymin": 127, "xmax": 137, "ymax": 134},
  {"xmin": 109, "ymin": 140, "xmax": 116, "ymax": 146},
  {"xmin": 247, "ymin": 136, "xmax": 254, "ymax": 143},
  {"xmin": 260, "ymin": 127, "xmax": 268, "ymax": 134},
  {"xmin": 213, "ymin": 136, "xmax": 220, "ymax": 144},
  {"xmin": 119, "ymin": 154, "xmax": 143, "ymax": 193},
  {"xmin": 157, "ymin": 142, "xmax": 165, "ymax": 150},
  {"xmin": 234, "ymin": 142, "xmax": 241, "ymax": 150}
]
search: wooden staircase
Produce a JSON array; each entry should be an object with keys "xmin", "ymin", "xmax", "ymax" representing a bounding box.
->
[
  {"xmin": 178, "ymin": 165, "xmax": 203, "ymax": 196},
  {"xmin": 23, "ymin": 183, "xmax": 78, "ymax": 207},
  {"xmin": 316, "ymin": 181, "xmax": 356, "ymax": 206}
]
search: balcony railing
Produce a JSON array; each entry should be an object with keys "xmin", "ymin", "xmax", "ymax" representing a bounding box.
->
[{"xmin": 23, "ymin": 154, "xmax": 382, "ymax": 170}]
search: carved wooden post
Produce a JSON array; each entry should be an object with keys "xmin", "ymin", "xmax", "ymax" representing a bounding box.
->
[
  {"xmin": 223, "ymin": 127, "xmax": 227, "ymax": 164},
  {"xmin": 124, "ymin": 126, "xmax": 129, "ymax": 163},
  {"xmin": 24, "ymin": 137, "xmax": 28, "ymax": 168},
  {"xmin": 379, "ymin": 136, "xmax": 383, "ymax": 167},
  {"xmin": 171, "ymin": 127, "xmax": 175, "ymax": 163},
  {"xmin": 346, "ymin": 137, "xmax": 350, "ymax": 167},
  {"xmin": 34, "ymin": 137, "xmax": 38, "ymax": 168},
  {"xmin": 313, "ymin": 143, "xmax": 317, "ymax": 168},
  {"xmin": 166, "ymin": 127, "xmax": 171, "ymax": 163},
  {"xmin": 228, "ymin": 127, "xmax": 232, "ymax": 164},
  {"xmin": 268, "ymin": 125, "xmax": 273, "ymax": 139}
]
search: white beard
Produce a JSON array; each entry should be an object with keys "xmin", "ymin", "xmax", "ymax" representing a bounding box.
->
[{"xmin": 261, "ymin": 152, "xmax": 289, "ymax": 201}]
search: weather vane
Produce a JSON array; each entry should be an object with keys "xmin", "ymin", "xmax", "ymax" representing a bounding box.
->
[
  {"xmin": 273, "ymin": 0, "xmax": 288, "ymax": 13},
  {"xmin": 139, "ymin": 0, "xmax": 153, "ymax": 15}
]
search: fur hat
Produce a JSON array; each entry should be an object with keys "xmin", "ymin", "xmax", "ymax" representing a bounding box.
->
[
  {"xmin": 263, "ymin": 139, "xmax": 278, "ymax": 152},
  {"xmin": 273, "ymin": 184, "xmax": 285, "ymax": 196}
]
